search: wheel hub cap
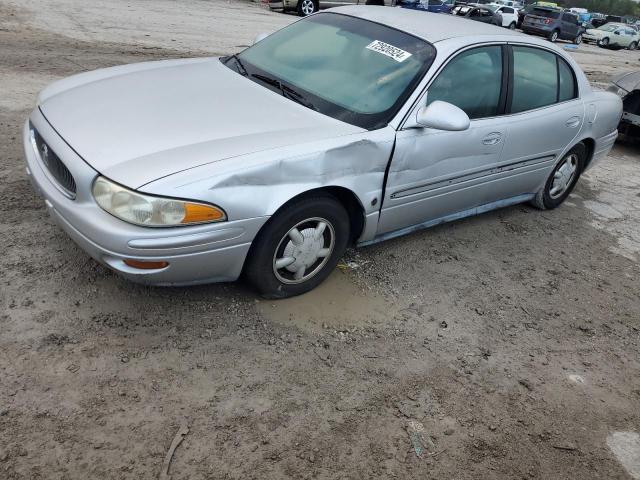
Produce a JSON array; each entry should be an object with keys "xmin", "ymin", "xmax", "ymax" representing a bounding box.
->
[
  {"xmin": 273, "ymin": 218, "xmax": 334, "ymax": 284},
  {"xmin": 549, "ymin": 154, "xmax": 578, "ymax": 199},
  {"xmin": 302, "ymin": 0, "xmax": 314, "ymax": 14}
]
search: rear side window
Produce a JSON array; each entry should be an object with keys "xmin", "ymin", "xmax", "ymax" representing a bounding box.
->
[
  {"xmin": 558, "ymin": 58, "xmax": 577, "ymax": 102},
  {"xmin": 511, "ymin": 47, "xmax": 577, "ymax": 113},
  {"xmin": 533, "ymin": 8, "xmax": 559, "ymax": 18},
  {"xmin": 427, "ymin": 46, "xmax": 503, "ymax": 119},
  {"xmin": 503, "ymin": 7, "xmax": 514, "ymax": 13},
  {"xmin": 561, "ymin": 13, "xmax": 576, "ymax": 22}
]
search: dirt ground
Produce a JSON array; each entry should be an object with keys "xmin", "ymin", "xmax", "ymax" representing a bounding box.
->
[{"xmin": 1, "ymin": 1, "xmax": 639, "ymax": 479}]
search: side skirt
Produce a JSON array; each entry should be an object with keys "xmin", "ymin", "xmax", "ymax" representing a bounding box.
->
[{"xmin": 357, "ymin": 193, "xmax": 535, "ymax": 247}]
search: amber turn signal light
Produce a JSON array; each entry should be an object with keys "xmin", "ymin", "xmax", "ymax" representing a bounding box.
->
[
  {"xmin": 182, "ymin": 203, "xmax": 226, "ymax": 224},
  {"xmin": 123, "ymin": 259, "xmax": 169, "ymax": 270}
]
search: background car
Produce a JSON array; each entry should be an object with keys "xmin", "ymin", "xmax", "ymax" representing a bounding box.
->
[
  {"xmin": 268, "ymin": 0, "xmax": 391, "ymax": 17},
  {"xmin": 397, "ymin": 0, "xmax": 452, "ymax": 14},
  {"xmin": 451, "ymin": 4, "xmax": 502, "ymax": 25},
  {"xmin": 583, "ymin": 23, "xmax": 639, "ymax": 49},
  {"xmin": 522, "ymin": 8, "xmax": 583, "ymax": 43},
  {"xmin": 608, "ymin": 71, "xmax": 640, "ymax": 137},
  {"xmin": 486, "ymin": 4, "xmax": 518, "ymax": 29}
]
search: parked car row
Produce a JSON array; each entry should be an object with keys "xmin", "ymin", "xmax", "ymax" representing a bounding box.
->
[{"xmin": 267, "ymin": 0, "xmax": 640, "ymax": 51}]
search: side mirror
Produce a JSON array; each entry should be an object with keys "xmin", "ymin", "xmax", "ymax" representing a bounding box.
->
[
  {"xmin": 253, "ymin": 32, "xmax": 270, "ymax": 44},
  {"xmin": 413, "ymin": 101, "xmax": 470, "ymax": 131}
]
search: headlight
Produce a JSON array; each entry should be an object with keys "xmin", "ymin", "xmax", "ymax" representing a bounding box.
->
[{"xmin": 92, "ymin": 176, "xmax": 226, "ymax": 227}]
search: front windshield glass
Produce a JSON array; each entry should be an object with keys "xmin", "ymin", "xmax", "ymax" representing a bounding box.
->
[{"xmin": 232, "ymin": 13, "xmax": 436, "ymax": 130}]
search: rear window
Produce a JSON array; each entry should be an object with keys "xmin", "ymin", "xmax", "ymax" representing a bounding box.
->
[{"xmin": 533, "ymin": 8, "xmax": 559, "ymax": 18}]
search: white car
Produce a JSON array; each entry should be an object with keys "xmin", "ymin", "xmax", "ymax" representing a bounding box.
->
[
  {"xmin": 583, "ymin": 23, "xmax": 640, "ymax": 49},
  {"xmin": 487, "ymin": 3, "xmax": 519, "ymax": 29}
]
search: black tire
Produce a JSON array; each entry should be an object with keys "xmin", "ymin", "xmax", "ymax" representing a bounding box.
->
[
  {"xmin": 509, "ymin": 22, "xmax": 516, "ymax": 30},
  {"xmin": 244, "ymin": 195, "xmax": 350, "ymax": 299},
  {"xmin": 629, "ymin": 41, "xmax": 638, "ymax": 51},
  {"xmin": 573, "ymin": 34, "xmax": 582, "ymax": 45},
  {"xmin": 296, "ymin": 0, "xmax": 317, "ymax": 16},
  {"xmin": 598, "ymin": 37, "xmax": 610, "ymax": 47},
  {"xmin": 531, "ymin": 143, "xmax": 586, "ymax": 210},
  {"xmin": 548, "ymin": 30, "xmax": 559, "ymax": 42}
]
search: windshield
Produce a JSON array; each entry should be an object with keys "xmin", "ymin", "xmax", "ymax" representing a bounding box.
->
[{"xmin": 231, "ymin": 13, "xmax": 436, "ymax": 130}]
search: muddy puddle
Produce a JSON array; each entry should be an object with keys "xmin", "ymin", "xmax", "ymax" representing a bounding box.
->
[{"xmin": 256, "ymin": 269, "xmax": 393, "ymax": 332}]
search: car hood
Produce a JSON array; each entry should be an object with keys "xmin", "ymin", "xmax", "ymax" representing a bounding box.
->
[
  {"xmin": 612, "ymin": 70, "xmax": 640, "ymax": 92},
  {"xmin": 39, "ymin": 58, "xmax": 363, "ymax": 188},
  {"xmin": 586, "ymin": 29, "xmax": 604, "ymax": 36}
]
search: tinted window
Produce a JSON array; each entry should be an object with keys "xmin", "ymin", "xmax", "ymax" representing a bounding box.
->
[
  {"xmin": 511, "ymin": 47, "xmax": 557, "ymax": 113},
  {"xmin": 427, "ymin": 46, "xmax": 503, "ymax": 119},
  {"xmin": 533, "ymin": 8, "xmax": 559, "ymax": 18},
  {"xmin": 558, "ymin": 58, "xmax": 576, "ymax": 102},
  {"xmin": 562, "ymin": 13, "xmax": 576, "ymax": 22},
  {"xmin": 503, "ymin": 7, "xmax": 514, "ymax": 13}
]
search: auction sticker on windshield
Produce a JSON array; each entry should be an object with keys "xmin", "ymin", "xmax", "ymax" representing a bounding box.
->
[{"xmin": 366, "ymin": 40, "xmax": 412, "ymax": 62}]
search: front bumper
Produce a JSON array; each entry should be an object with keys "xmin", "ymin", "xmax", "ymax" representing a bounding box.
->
[
  {"xmin": 24, "ymin": 109, "xmax": 268, "ymax": 286},
  {"xmin": 582, "ymin": 34, "xmax": 601, "ymax": 43}
]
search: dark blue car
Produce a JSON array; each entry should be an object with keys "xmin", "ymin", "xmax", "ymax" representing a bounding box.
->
[{"xmin": 397, "ymin": 0, "xmax": 452, "ymax": 14}]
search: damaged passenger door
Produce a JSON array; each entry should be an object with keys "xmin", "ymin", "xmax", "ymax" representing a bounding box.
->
[{"xmin": 378, "ymin": 45, "xmax": 509, "ymax": 234}]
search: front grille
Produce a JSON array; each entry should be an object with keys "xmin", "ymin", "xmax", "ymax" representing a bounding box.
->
[{"xmin": 31, "ymin": 126, "xmax": 77, "ymax": 197}]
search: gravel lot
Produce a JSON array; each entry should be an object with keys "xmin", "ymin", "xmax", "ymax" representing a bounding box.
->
[{"xmin": 1, "ymin": 1, "xmax": 639, "ymax": 479}]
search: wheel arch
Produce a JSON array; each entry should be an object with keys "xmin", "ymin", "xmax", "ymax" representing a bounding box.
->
[
  {"xmin": 270, "ymin": 186, "xmax": 366, "ymax": 244},
  {"xmin": 578, "ymin": 137, "xmax": 596, "ymax": 170}
]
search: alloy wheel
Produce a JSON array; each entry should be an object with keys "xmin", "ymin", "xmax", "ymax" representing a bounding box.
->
[
  {"xmin": 549, "ymin": 154, "xmax": 578, "ymax": 199},
  {"xmin": 300, "ymin": 0, "xmax": 315, "ymax": 15},
  {"xmin": 273, "ymin": 217, "xmax": 335, "ymax": 284}
]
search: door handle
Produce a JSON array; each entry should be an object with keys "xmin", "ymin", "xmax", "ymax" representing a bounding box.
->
[
  {"xmin": 482, "ymin": 132, "xmax": 502, "ymax": 146},
  {"xmin": 565, "ymin": 116, "xmax": 581, "ymax": 128}
]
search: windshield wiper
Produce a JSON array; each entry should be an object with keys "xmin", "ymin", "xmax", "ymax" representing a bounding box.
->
[
  {"xmin": 251, "ymin": 73, "xmax": 318, "ymax": 111},
  {"xmin": 227, "ymin": 54, "xmax": 248, "ymax": 77}
]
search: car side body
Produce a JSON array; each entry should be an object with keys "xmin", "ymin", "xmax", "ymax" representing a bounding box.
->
[
  {"xmin": 451, "ymin": 4, "xmax": 502, "ymax": 25},
  {"xmin": 583, "ymin": 23, "xmax": 640, "ymax": 49},
  {"xmin": 397, "ymin": 0, "xmax": 452, "ymax": 14},
  {"xmin": 522, "ymin": 8, "xmax": 584, "ymax": 43},
  {"xmin": 486, "ymin": 4, "xmax": 519, "ymax": 28},
  {"xmin": 24, "ymin": 8, "xmax": 621, "ymax": 295}
]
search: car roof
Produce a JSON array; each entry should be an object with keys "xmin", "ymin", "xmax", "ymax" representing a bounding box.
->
[{"xmin": 328, "ymin": 6, "xmax": 521, "ymax": 43}]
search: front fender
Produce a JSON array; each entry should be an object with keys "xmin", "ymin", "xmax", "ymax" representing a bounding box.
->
[{"xmin": 139, "ymin": 127, "xmax": 396, "ymax": 235}]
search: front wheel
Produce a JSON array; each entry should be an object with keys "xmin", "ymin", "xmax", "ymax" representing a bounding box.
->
[
  {"xmin": 297, "ymin": 0, "xmax": 317, "ymax": 15},
  {"xmin": 598, "ymin": 37, "xmax": 610, "ymax": 47},
  {"xmin": 531, "ymin": 144, "xmax": 585, "ymax": 210},
  {"xmin": 628, "ymin": 41, "xmax": 638, "ymax": 51},
  {"xmin": 244, "ymin": 195, "xmax": 350, "ymax": 298}
]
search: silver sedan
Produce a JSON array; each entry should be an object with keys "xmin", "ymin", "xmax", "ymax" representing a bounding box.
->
[{"xmin": 24, "ymin": 7, "xmax": 622, "ymax": 298}]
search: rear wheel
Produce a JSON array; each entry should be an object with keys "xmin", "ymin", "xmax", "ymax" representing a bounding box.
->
[
  {"xmin": 531, "ymin": 144, "xmax": 585, "ymax": 210},
  {"xmin": 629, "ymin": 41, "xmax": 638, "ymax": 50},
  {"xmin": 548, "ymin": 30, "xmax": 559, "ymax": 42},
  {"xmin": 297, "ymin": 0, "xmax": 317, "ymax": 16},
  {"xmin": 509, "ymin": 21, "xmax": 516, "ymax": 30},
  {"xmin": 573, "ymin": 34, "xmax": 582, "ymax": 45},
  {"xmin": 244, "ymin": 195, "xmax": 350, "ymax": 298}
]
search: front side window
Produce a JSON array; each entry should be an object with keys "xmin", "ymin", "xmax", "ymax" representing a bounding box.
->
[
  {"xmin": 232, "ymin": 13, "xmax": 436, "ymax": 130},
  {"xmin": 511, "ymin": 46, "xmax": 577, "ymax": 113},
  {"xmin": 426, "ymin": 46, "xmax": 503, "ymax": 119}
]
